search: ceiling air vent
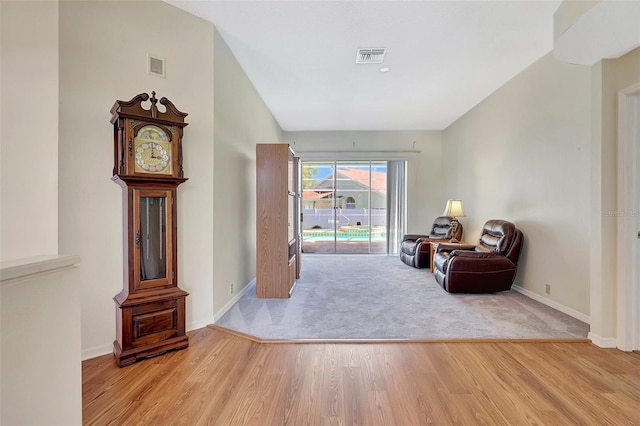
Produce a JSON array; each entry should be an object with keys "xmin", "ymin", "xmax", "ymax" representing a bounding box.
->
[
  {"xmin": 148, "ymin": 54, "xmax": 165, "ymax": 78},
  {"xmin": 355, "ymin": 48, "xmax": 386, "ymax": 64}
]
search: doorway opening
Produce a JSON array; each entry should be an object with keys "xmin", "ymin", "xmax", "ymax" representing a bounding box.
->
[{"xmin": 301, "ymin": 160, "xmax": 405, "ymax": 254}]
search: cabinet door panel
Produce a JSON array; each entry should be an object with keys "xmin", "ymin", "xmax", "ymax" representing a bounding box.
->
[
  {"xmin": 131, "ymin": 300, "xmax": 179, "ymax": 347},
  {"xmin": 134, "ymin": 308, "xmax": 176, "ymax": 338},
  {"xmin": 133, "ymin": 189, "xmax": 174, "ymax": 291}
]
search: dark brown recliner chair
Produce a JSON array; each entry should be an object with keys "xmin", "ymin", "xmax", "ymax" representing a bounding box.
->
[
  {"xmin": 433, "ymin": 219, "xmax": 523, "ymax": 293},
  {"xmin": 399, "ymin": 216, "xmax": 463, "ymax": 268}
]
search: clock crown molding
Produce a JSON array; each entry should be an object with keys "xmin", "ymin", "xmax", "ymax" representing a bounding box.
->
[
  {"xmin": 110, "ymin": 91, "xmax": 188, "ymax": 127},
  {"xmin": 111, "ymin": 91, "xmax": 187, "ymax": 180}
]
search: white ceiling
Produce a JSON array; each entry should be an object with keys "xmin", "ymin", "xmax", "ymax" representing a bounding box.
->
[
  {"xmin": 167, "ymin": 1, "xmax": 562, "ymax": 131},
  {"xmin": 553, "ymin": 0, "xmax": 640, "ymax": 66}
]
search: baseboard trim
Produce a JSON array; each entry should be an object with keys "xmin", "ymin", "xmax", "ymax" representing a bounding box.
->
[
  {"xmin": 81, "ymin": 279, "xmax": 248, "ymax": 362},
  {"xmin": 82, "ymin": 318, "xmax": 216, "ymax": 361},
  {"xmin": 188, "ymin": 317, "xmax": 215, "ymax": 332},
  {"xmin": 213, "ymin": 278, "xmax": 255, "ymax": 322},
  {"xmin": 587, "ymin": 332, "xmax": 617, "ymax": 348},
  {"xmin": 209, "ymin": 324, "xmax": 591, "ymax": 345},
  {"xmin": 512, "ymin": 285, "xmax": 590, "ymax": 324},
  {"xmin": 82, "ymin": 344, "xmax": 113, "ymax": 361}
]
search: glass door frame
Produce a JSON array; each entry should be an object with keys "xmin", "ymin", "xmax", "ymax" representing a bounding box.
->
[{"xmin": 301, "ymin": 160, "xmax": 387, "ymax": 254}]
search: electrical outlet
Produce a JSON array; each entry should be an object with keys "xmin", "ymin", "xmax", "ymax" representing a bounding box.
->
[
  {"xmin": 545, "ymin": 284, "xmax": 551, "ymax": 294},
  {"xmin": 229, "ymin": 283, "xmax": 234, "ymax": 295}
]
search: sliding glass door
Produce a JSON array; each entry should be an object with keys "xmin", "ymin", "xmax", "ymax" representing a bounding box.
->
[{"xmin": 301, "ymin": 160, "xmax": 389, "ymax": 254}]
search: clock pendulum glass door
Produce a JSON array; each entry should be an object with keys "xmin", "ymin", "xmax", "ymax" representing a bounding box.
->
[{"xmin": 139, "ymin": 196, "xmax": 167, "ymax": 281}]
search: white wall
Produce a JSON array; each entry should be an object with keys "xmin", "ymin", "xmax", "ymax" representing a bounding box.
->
[
  {"xmin": 1, "ymin": 256, "xmax": 81, "ymax": 426},
  {"xmin": 442, "ymin": 52, "xmax": 592, "ymax": 317},
  {"xmin": 58, "ymin": 0, "xmax": 215, "ymax": 358},
  {"xmin": 283, "ymin": 131, "xmax": 443, "ymax": 234},
  {"xmin": 1, "ymin": 4, "xmax": 83, "ymax": 423},
  {"xmin": 212, "ymin": 29, "xmax": 283, "ymax": 316},
  {"xmin": 590, "ymin": 47, "xmax": 640, "ymax": 342},
  {"xmin": 0, "ymin": 0, "xmax": 59, "ymax": 261}
]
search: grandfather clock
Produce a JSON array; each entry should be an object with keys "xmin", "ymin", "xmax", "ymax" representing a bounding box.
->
[{"xmin": 110, "ymin": 92, "xmax": 189, "ymax": 367}]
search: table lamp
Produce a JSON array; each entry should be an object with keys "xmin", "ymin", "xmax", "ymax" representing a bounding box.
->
[{"xmin": 443, "ymin": 199, "xmax": 465, "ymax": 242}]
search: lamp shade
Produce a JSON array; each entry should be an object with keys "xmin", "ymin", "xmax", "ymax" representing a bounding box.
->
[{"xmin": 443, "ymin": 199, "xmax": 466, "ymax": 218}]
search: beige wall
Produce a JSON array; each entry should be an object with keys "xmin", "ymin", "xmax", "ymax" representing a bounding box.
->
[
  {"xmin": 212, "ymin": 28, "xmax": 283, "ymax": 315},
  {"xmin": 590, "ymin": 46, "xmax": 640, "ymax": 340},
  {"xmin": 442, "ymin": 52, "xmax": 592, "ymax": 317},
  {"xmin": 1, "ymin": 2, "xmax": 82, "ymax": 423},
  {"xmin": 59, "ymin": 0, "xmax": 216, "ymax": 357},
  {"xmin": 283, "ymin": 130, "xmax": 443, "ymax": 234},
  {"xmin": 0, "ymin": 1, "xmax": 59, "ymax": 261},
  {"xmin": 1, "ymin": 257, "xmax": 81, "ymax": 425}
]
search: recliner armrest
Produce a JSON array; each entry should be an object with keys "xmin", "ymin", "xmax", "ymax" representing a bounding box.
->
[
  {"xmin": 402, "ymin": 234, "xmax": 429, "ymax": 242},
  {"xmin": 436, "ymin": 243, "xmax": 476, "ymax": 253},
  {"xmin": 448, "ymin": 251, "xmax": 517, "ymax": 272},
  {"xmin": 449, "ymin": 250, "xmax": 498, "ymax": 259}
]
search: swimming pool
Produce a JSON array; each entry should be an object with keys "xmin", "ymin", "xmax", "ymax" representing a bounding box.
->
[{"xmin": 303, "ymin": 226, "xmax": 386, "ymax": 241}]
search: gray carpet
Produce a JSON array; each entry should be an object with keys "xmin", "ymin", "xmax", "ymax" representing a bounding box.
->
[{"xmin": 215, "ymin": 254, "xmax": 589, "ymax": 340}]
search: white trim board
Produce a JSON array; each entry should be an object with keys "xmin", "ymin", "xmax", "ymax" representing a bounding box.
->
[
  {"xmin": 81, "ymin": 278, "xmax": 250, "ymax": 361},
  {"xmin": 1, "ymin": 254, "xmax": 80, "ymax": 284},
  {"xmin": 587, "ymin": 332, "xmax": 617, "ymax": 349},
  {"xmin": 616, "ymin": 81, "xmax": 640, "ymax": 352},
  {"xmin": 82, "ymin": 316, "xmax": 218, "ymax": 361},
  {"xmin": 82, "ymin": 344, "xmax": 115, "ymax": 361},
  {"xmin": 512, "ymin": 285, "xmax": 590, "ymax": 324},
  {"xmin": 296, "ymin": 150, "xmax": 420, "ymax": 161},
  {"xmin": 188, "ymin": 317, "xmax": 216, "ymax": 332}
]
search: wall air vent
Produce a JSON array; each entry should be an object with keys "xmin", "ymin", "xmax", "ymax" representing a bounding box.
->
[
  {"xmin": 148, "ymin": 54, "xmax": 166, "ymax": 78},
  {"xmin": 355, "ymin": 48, "xmax": 386, "ymax": 64}
]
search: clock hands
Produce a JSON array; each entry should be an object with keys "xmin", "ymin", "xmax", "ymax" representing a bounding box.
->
[{"xmin": 149, "ymin": 144, "xmax": 164, "ymax": 160}]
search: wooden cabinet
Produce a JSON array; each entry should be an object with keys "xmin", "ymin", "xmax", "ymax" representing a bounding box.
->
[{"xmin": 256, "ymin": 144, "xmax": 300, "ymax": 298}]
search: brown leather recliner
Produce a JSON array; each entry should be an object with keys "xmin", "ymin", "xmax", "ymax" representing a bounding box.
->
[
  {"xmin": 399, "ymin": 216, "xmax": 463, "ymax": 268},
  {"xmin": 433, "ymin": 219, "xmax": 523, "ymax": 293}
]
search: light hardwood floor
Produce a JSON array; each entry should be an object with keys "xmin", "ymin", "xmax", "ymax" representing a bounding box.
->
[{"xmin": 83, "ymin": 327, "xmax": 640, "ymax": 425}]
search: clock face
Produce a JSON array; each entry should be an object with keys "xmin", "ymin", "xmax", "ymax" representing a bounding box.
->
[
  {"xmin": 136, "ymin": 142, "xmax": 170, "ymax": 172},
  {"xmin": 133, "ymin": 125, "xmax": 172, "ymax": 175}
]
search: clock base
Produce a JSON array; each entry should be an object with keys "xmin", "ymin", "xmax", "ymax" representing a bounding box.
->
[
  {"xmin": 113, "ymin": 335, "xmax": 189, "ymax": 367},
  {"xmin": 113, "ymin": 291, "xmax": 189, "ymax": 367}
]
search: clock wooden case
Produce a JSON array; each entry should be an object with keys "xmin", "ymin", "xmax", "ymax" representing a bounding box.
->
[{"xmin": 110, "ymin": 92, "xmax": 189, "ymax": 367}]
